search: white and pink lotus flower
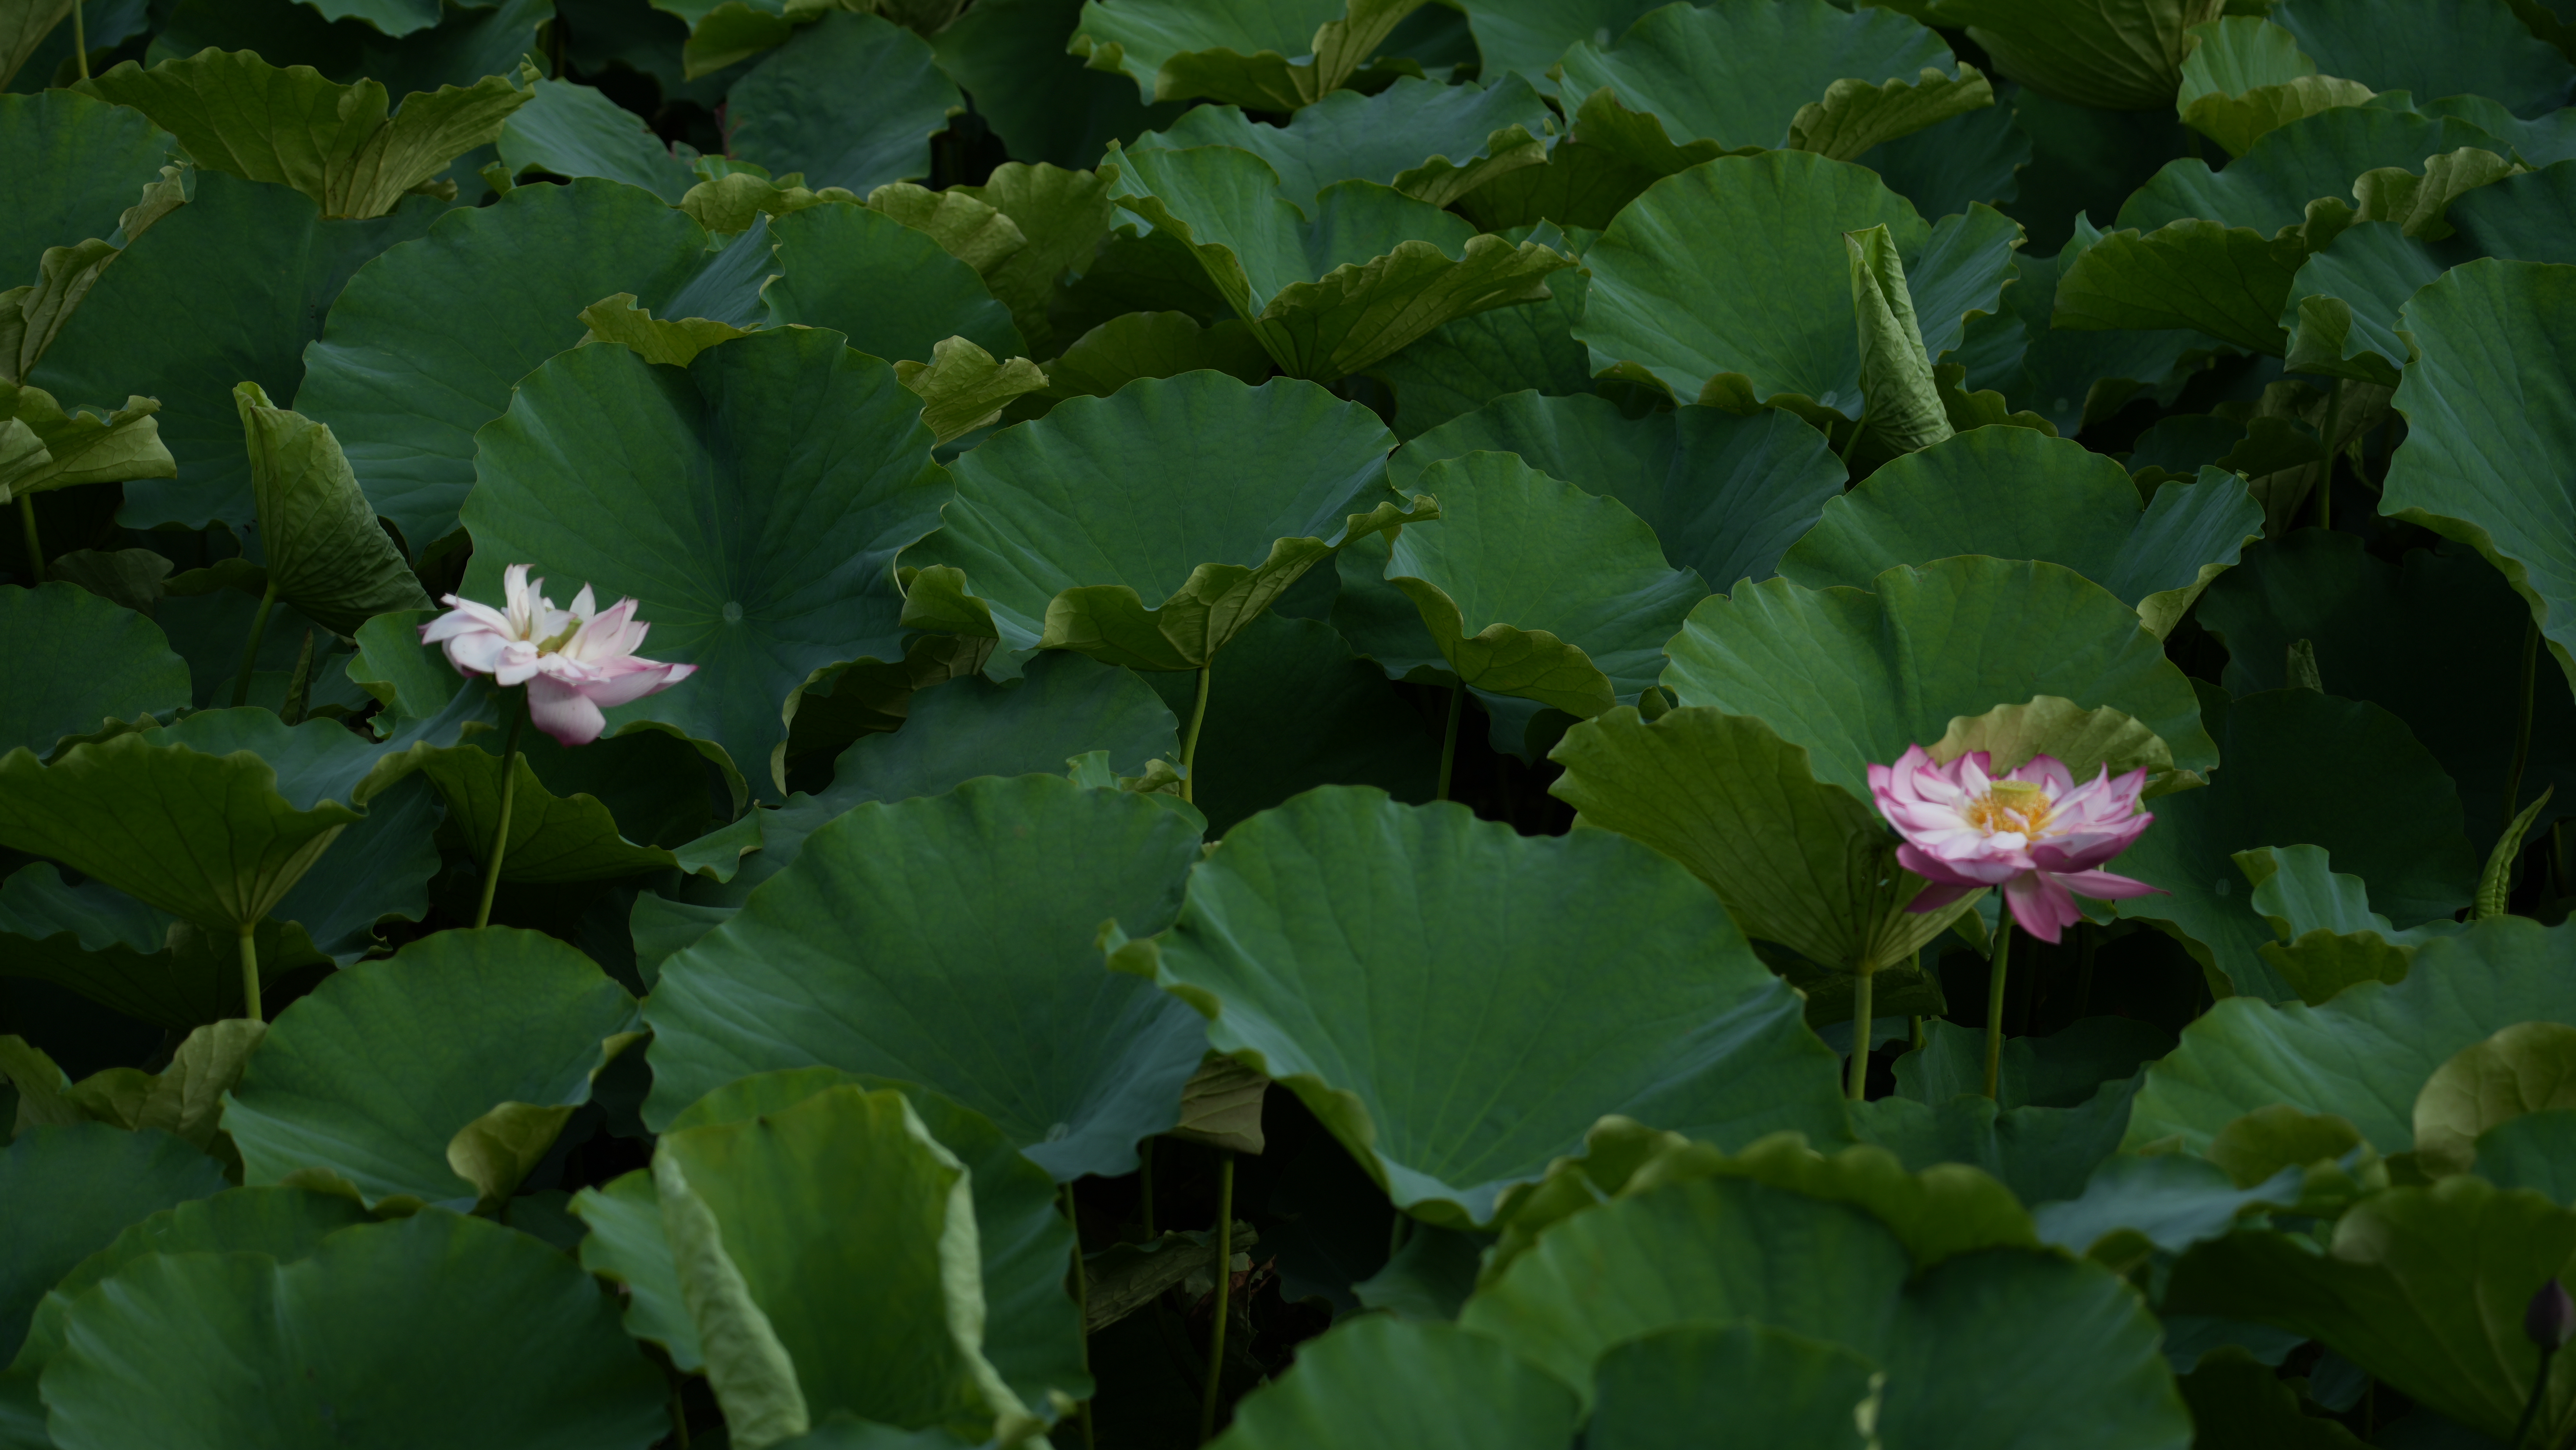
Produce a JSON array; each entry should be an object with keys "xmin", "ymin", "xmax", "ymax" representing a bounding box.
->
[
  {"xmin": 421, "ymin": 563, "xmax": 694, "ymax": 745},
  {"xmin": 1868, "ymin": 746, "xmax": 2165, "ymax": 943}
]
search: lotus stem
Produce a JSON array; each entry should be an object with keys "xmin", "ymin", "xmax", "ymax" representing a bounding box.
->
[
  {"xmin": 15, "ymin": 496, "xmax": 41, "ymax": 584},
  {"xmin": 2510, "ymin": 1342, "xmax": 2555, "ymax": 1448},
  {"xmin": 669, "ymin": 1382, "xmax": 691, "ymax": 1448},
  {"xmin": 1062, "ymin": 1181, "xmax": 1095, "ymax": 1450},
  {"xmin": 71, "ymin": 0, "xmax": 88, "ymax": 81},
  {"xmin": 1847, "ymin": 969, "xmax": 1874, "ymax": 1100},
  {"xmin": 236, "ymin": 922, "xmax": 261, "ymax": 1023},
  {"xmin": 473, "ymin": 691, "xmax": 527, "ymax": 930},
  {"xmin": 1198, "ymin": 1149, "xmax": 1235, "ymax": 1445},
  {"xmin": 2506, "ymin": 617, "xmax": 2540, "ymax": 831},
  {"xmin": 1983, "ymin": 922, "xmax": 2013, "ymax": 1101},
  {"xmin": 1436, "ymin": 685, "xmax": 1463, "ymax": 803},
  {"xmin": 228, "ymin": 578, "xmax": 280, "ymax": 708},
  {"xmin": 1180, "ymin": 664, "xmax": 1211, "ymax": 805}
]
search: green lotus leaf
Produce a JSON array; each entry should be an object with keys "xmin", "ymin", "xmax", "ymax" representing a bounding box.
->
[
  {"xmin": 0, "ymin": 863, "xmax": 335, "ymax": 1026},
  {"xmin": 413, "ymin": 721, "xmax": 743, "ymax": 886},
  {"xmin": 1069, "ymin": 0, "xmax": 1423, "ymax": 111},
  {"xmin": 1557, "ymin": 0, "xmax": 1982, "ymax": 162},
  {"xmin": 1, "ymin": 580, "xmax": 184, "ymax": 758},
  {"xmin": 0, "ymin": 90, "xmax": 171, "ymax": 282},
  {"xmin": 1857, "ymin": 1088, "xmax": 2139, "ymax": 1218},
  {"xmin": 297, "ymin": 178, "xmax": 767, "ymax": 557},
  {"xmin": 948, "ymin": 160, "xmax": 1123, "ymax": 354},
  {"xmin": 2380, "ymin": 259, "xmax": 2576, "ymax": 693},
  {"xmin": 28, "ymin": 172, "xmax": 439, "ymax": 530},
  {"xmin": 2233, "ymin": 843, "xmax": 2464, "ymax": 1006},
  {"xmin": 2108, "ymin": 688, "xmax": 2475, "ymax": 999},
  {"xmin": 2031, "ymin": 1151, "xmax": 2306, "ymax": 1261},
  {"xmin": 494, "ymin": 76, "xmax": 700, "ymax": 202},
  {"xmin": 647, "ymin": 774, "xmax": 1206, "ymax": 1178},
  {"xmin": 1895, "ymin": 1016, "xmax": 2179, "ymax": 1114},
  {"xmin": 461, "ymin": 328, "xmax": 948, "ymax": 799},
  {"xmin": 651, "ymin": 1084, "xmax": 1031, "ymax": 1442},
  {"xmin": 2117, "ymin": 104, "xmax": 2500, "ymax": 235},
  {"xmin": 1591, "ymin": 1324, "xmax": 1882, "ymax": 1449},
  {"xmin": 1459, "ymin": 1173, "xmax": 2190, "ymax": 1444},
  {"xmin": 2175, "ymin": 18, "xmax": 2376, "ymax": 158},
  {"xmin": 760, "ymin": 199, "xmax": 1025, "ymax": 363},
  {"xmin": 2164, "ymin": 1175, "xmax": 2576, "ymax": 1445},
  {"xmin": 2198, "ymin": 531, "xmax": 2576, "ymax": 851},
  {"xmin": 906, "ymin": 371, "xmax": 1410, "ymax": 671},
  {"xmin": 893, "ymin": 337, "xmax": 1049, "ymax": 445},
  {"xmin": 0, "ymin": 383, "xmax": 176, "ymax": 504},
  {"xmin": 1550, "ymin": 705, "xmax": 1974, "ymax": 976},
  {"xmin": 230, "ymin": 381, "xmax": 429, "ymax": 636},
  {"xmin": 222, "ymin": 927, "xmax": 640, "ymax": 1210},
  {"xmin": 1102, "ymin": 140, "xmax": 1573, "ymax": 379},
  {"xmin": 1662, "ymin": 556, "xmax": 2218, "ymax": 801},
  {"xmin": 76, "ymin": 50, "xmax": 527, "ymax": 219},
  {"xmin": 2269, "ymin": 0, "xmax": 2576, "ymax": 118},
  {"xmin": 2476, "ymin": 1109, "xmax": 2576, "ymax": 1203},
  {"xmin": 577, "ymin": 292, "xmax": 758, "ymax": 369},
  {"xmin": 1208, "ymin": 1316, "xmax": 1578, "ymax": 1450},
  {"xmin": 1392, "ymin": 390, "xmax": 1843, "ymax": 591},
  {"xmin": 8, "ymin": 1186, "xmax": 370, "ymax": 1385},
  {"xmin": 1129, "ymin": 72, "xmax": 1551, "ymax": 211},
  {"xmin": 1363, "ymin": 249, "xmax": 1597, "ymax": 436},
  {"xmin": 863, "ymin": 181, "xmax": 1028, "ymax": 281},
  {"xmin": 2412, "ymin": 1021, "xmax": 2576, "ymax": 1176},
  {"xmin": 1841, "ymin": 219, "xmax": 1954, "ymax": 458},
  {"xmin": 42, "ymin": 1017, "xmax": 262, "ymax": 1155},
  {"xmin": 2051, "ymin": 218, "xmax": 2307, "ymax": 354},
  {"xmin": 1135, "ymin": 608, "xmax": 1435, "ymax": 834},
  {"xmin": 1925, "ymin": 0, "xmax": 2219, "ymax": 112},
  {"xmin": 40, "ymin": 1209, "xmax": 666, "ymax": 1450},
  {"xmin": 727, "ymin": 11, "xmax": 958, "ymax": 193},
  {"xmin": 923, "ymin": 1, "xmax": 1177, "ymax": 171},
  {"xmin": 1044, "ymin": 310, "xmax": 1272, "ymax": 398},
  {"xmin": 1925, "ymin": 697, "xmax": 2192, "ymax": 801},
  {"xmin": 1577, "ymin": 152, "xmax": 2019, "ymax": 422},
  {"xmin": 0, "ymin": 1123, "xmax": 226, "ymax": 1360},
  {"xmin": 1953, "ymin": 215, "xmax": 2217, "ymax": 436},
  {"xmin": 2126, "ymin": 914, "xmax": 2576, "ymax": 1155},
  {"xmin": 1146, "ymin": 785, "xmax": 1849, "ymax": 1227},
  {"xmin": 142, "ymin": 0, "xmax": 555, "ymax": 97},
  {"xmin": 579, "ymin": 1067, "xmax": 1089, "ymax": 1414},
  {"xmin": 1375, "ymin": 451, "xmax": 1704, "ymax": 716},
  {"xmin": 1779, "ymin": 428, "xmax": 2261, "ymax": 638},
  {"xmin": 638, "ymin": 0, "xmax": 809, "ymax": 77}
]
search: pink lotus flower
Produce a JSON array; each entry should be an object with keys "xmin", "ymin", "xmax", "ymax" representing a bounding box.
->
[
  {"xmin": 419, "ymin": 564, "xmax": 695, "ymax": 746},
  {"xmin": 1868, "ymin": 746, "xmax": 2166, "ymax": 944}
]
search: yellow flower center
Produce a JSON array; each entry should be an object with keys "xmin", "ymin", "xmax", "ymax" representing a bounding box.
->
[{"xmin": 1965, "ymin": 779, "xmax": 2053, "ymax": 838}]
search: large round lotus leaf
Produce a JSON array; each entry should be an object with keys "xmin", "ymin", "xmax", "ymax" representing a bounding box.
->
[
  {"xmin": 0, "ymin": 90, "xmax": 172, "ymax": 279},
  {"xmin": 2196, "ymin": 531, "xmax": 2576, "ymax": 851},
  {"xmin": 0, "ymin": 863, "xmax": 331, "ymax": 1026},
  {"xmin": 651, "ymin": 1084, "xmax": 1027, "ymax": 1436},
  {"xmin": 1131, "ymin": 74, "xmax": 1555, "ymax": 212},
  {"xmin": 2166, "ymin": 1176, "xmax": 2576, "ymax": 1445},
  {"xmin": 645, "ymin": 774, "xmax": 1208, "ymax": 1179},
  {"xmin": 1147, "ymin": 786, "xmax": 1848, "ymax": 1228},
  {"xmin": 460, "ymin": 328, "xmax": 949, "ymax": 800},
  {"xmin": 1459, "ymin": 1174, "xmax": 2190, "ymax": 1446},
  {"xmin": 1556, "ymin": 0, "xmax": 1958, "ymax": 151},
  {"xmin": 40, "ymin": 1210, "xmax": 666, "ymax": 1450},
  {"xmin": 1138, "ymin": 609, "xmax": 1438, "ymax": 836},
  {"xmin": 2271, "ymin": 0, "xmax": 2576, "ymax": 117},
  {"xmin": 1366, "ymin": 258, "xmax": 1596, "ymax": 437},
  {"xmin": 909, "ymin": 371, "xmax": 1405, "ymax": 671},
  {"xmin": 1577, "ymin": 152, "xmax": 2018, "ymax": 418},
  {"xmin": 1928, "ymin": 0, "xmax": 2214, "ymax": 111},
  {"xmin": 1389, "ymin": 391, "xmax": 1845, "ymax": 591},
  {"xmin": 2412, "ymin": 1022, "xmax": 2576, "ymax": 1176},
  {"xmin": 579, "ymin": 1067, "xmax": 1089, "ymax": 1412},
  {"xmin": 1779, "ymin": 429, "xmax": 2262, "ymax": 638},
  {"xmin": 1585, "ymin": 1322, "xmax": 1879, "ymax": 1450},
  {"xmin": 494, "ymin": 79, "xmax": 700, "ymax": 202},
  {"xmin": 28, "ymin": 172, "xmax": 441, "ymax": 531},
  {"xmin": 9, "ymin": 1186, "xmax": 371, "ymax": 1380},
  {"xmin": 0, "ymin": 1124, "xmax": 226, "ymax": 1361},
  {"xmin": 2476, "ymin": 1108, "xmax": 2576, "ymax": 1203},
  {"xmin": 1369, "ymin": 451, "xmax": 1704, "ymax": 716},
  {"xmin": 2126, "ymin": 915, "xmax": 2576, "ymax": 1156},
  {"xmin": 1207, "ymin": 1316, "xmax": 1579, "ymax": 1450},
  {"xmin": 926, "ymin": 0, "xmax": 1191, "ymax": 173},
  {"xmin": 727, "ymin": 11, "xmax": 958, "ymax": 194},
  {"xmin": 1661, "ymin": 557, "xmax": 2219, "ymax": 801},
  {"xmin": 223, "ymin": 927, "xmax": 641, "ymax": 1211},
  {"xmin": 2116, "ymin": 106, "xmax": 2504, "ymax": 233},
  {"xmin": 2108, "ymin": 688, "xmax": 2477, "ymax": 1000},
  {"xmin": 296, "ymin": 177, "xmax": 751, "ymax": 558},
  {"xmin": 1066, "ymin": 0, "xmax": 1403, "ymax": 110},
  {"xmin": 760, "ymin": 200, "xmax": 1024, "ymax": 364},
  {"xmin": 1460, "ymin": 0, "xmax": 1667, "ymax": 88},
  {"xmin": 0, "ymin": 706, "xmax": 427, "ymax": 933},
  {"xmin": 1959, "ymin": 214, "xmax": 2212, "ymax": 436},
  {"xmin": 1, "ymin": 582, "xmax": 187, "ymax": 758},
  {"xmin": 2380, "ymin": 260, "xmax": 2576, "ymax": 692},
  {"xmin": 140, "ymin": 0, "xmax": 552, "ymax": 96}
]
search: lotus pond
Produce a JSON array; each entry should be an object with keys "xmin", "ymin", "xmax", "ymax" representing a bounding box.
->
[{"xmin": 3, "ymin": 0, "xmax": 2576, "ymax": 1445}]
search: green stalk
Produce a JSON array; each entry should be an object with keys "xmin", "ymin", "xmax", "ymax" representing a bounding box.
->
[
  {"xmin": 473, "ymin": 692, "xmax": 528, "ymax": 930},
  {"xmin": 236, "ymin": 922, "xmax": 262, "ymax": 1023},
  {"xmin": 1847, "ymin": 969, "xmax": 1875, "ymax": 1100},
  {"xmin": 1197, "ymin": 1150, "xmax": 1235, "ymax": 1445},
  {"xmin": 2509, "ymin": 1342, "xmax": 2555, "ymax": 1449},
  {"xmin": 1435, "ymin": 685, "xmax": 1463, "ymax": 802},
  {"xmin": 2505, "ymin": 618, "xmax": 2540, "ymax": 828},
  {"xmin": 1062, "ymin": 1182, "xmax": 1096, "ymax": 1450},
  {"xmin": 1982, "ymin": 921, "xmax": 2014, "ymax": 1101},
  {"xmin": 15, "ymin": 496, "xmax": 42, "ymax": 584},
  {"xmin": 2315, "ymin": 379, "xmax": 2347, "ymax": 532},
  {"xmin": 228, "ymin": 579, "xmax": 281, "ymax": 708},
  {"xmin": 71, "ymin": 0, "xmax": 89, "ymax": 80},
  {"xmin": 1180, "ymin": 664, "xmax": 1211, "ymax": 805}
]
